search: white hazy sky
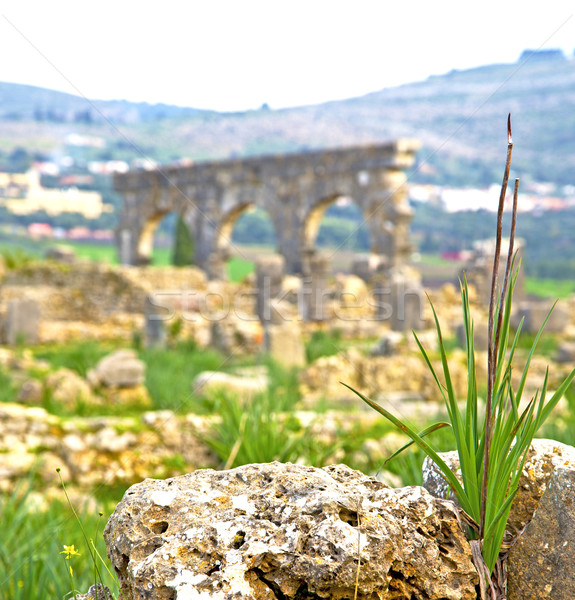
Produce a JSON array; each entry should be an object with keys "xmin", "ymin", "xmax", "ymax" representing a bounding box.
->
[{"xmin": 0, "ymin": 1, "xmax": 573, "ymax": 112}]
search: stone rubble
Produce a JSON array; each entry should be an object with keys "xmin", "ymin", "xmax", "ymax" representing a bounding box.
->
[
  {"xmin": 104, "ymin": 462, "xmax": 478, "ymax": 600},
  {"xmin": 0, "ymin": 403, "xmax": 218, "ymax": 492}
]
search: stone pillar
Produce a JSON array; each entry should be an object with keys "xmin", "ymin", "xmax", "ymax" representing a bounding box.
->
[
  {"xmin": 263, "ymin": 323, "xmax": 306, "ymax": 368},
  {"xmin": 302, "ymin": 252, "xmax": 331, "ymax": 322},
  {"xmin": 4, "ymin": 299, "xmax": 40, "ymax": 345},
  {"xmin": 144, "ymin": 295, "xmax": 167, "ymax": 349},
  {"xmin": 389, "ymin": 270, "xmax": 425, "ymax": 331},
  {"xmin": 193, "ymin": 211, "xmax": 219, "ymax": 275},
  {"xmin": 372, "ymin": 267, "xmax": 425, "ymax": 331},
  {"xmin": 390, "ymin": 203, "xmax": 415, "ymax": 267},
  {"xmin": 368, "ymin": 170, "xmax": 414, "ymax": 269},
  {"xmin": 372, "ymin": 264, "xmax": 391, "ymax": 322},
  {"xmin": 255, "ymin": 254, "xmax": 285, "ymax": 324},
  {"xmin": 118, "ymin": 228, "xmax": 133, "ymax": 265},
  {"xmin": 206, "ymin": 253, "xmax": 227, "ymax": 281}
]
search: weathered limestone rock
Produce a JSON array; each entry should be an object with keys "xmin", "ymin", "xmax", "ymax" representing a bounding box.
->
[
  {"xmin": 372, "ymin": 266, "xmax": 426, "ymax": 331},
  {"xmin": 300, "ymin": 347, "xmax": 468, "ymax": 405},
  {"xmin": 263, "ymin": 322, "xmax": 306, "ymax": 368},
  {"xmin": 46, "ymin": 368, "xmax": 95, "ymax": 409},
  {"xmin": 0, "ymin": 403, "xmax": 219, "ymax": 492},
  {"xmin": 88, "ymin": 349, "xmax": 145, "ymax": 388},
  {"xmin": 370, "ymin": 331, "xmax": 404, "ymax": 356},
  {"xmin": 193, "ymin": 370, "xmax": 269, "ymax": 399},
  {"xmin": 512, "ymin": 299, "xmax": 569, "ymax": 335},
  {"xmin": 422, "ymin": 439, "xmax": 575, "ymax": 537},
  {"xmin": 351, "ymin": 253, "xmax": 385, "ymax": 282},
  {"xmin": 44, "ymin": 244, "xmax": 77, "ymax": 264},
  {"xmin": 266, "ymin": 298, "xmax": 299, "ymax": 325},
  {"xmin": 209, "ymin": 318, "xmax": 263, "ymax": 356},
  {"xmin": 98, "ymin": 384, "xmax": 153, "ymax": 410},
  {"xmin": 74, "ymin": 584, "xmax": 113, "ymax": 600},
  {"xmin": 456, "ymin": 317, "xmax": 490, "ymax": 351},
  {"xmin": 331, "ymin": 274, "xmax": 373, "ymax": 321},
  {"xmin": 507, "ymin": 466, "xmax": 575, "ymax": 600},
  {"xmin": 555, "ymin": 340, "xmax": 575, "ymax": 363},
  {"xmin": 4, "ymin": 298, "xmax": 40, "ymax": 345},
  {"xmin": 104, "ymin": 462, "xmax": 478, "ymax": 600},
  {"xmin": 17, "ymin": 378, "xmax": 44, "ymax": 404}
]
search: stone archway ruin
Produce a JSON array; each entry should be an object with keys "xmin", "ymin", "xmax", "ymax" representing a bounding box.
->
[{"xmin": 114, "ymin": 140, "xmax": 420, "ymax": 277}]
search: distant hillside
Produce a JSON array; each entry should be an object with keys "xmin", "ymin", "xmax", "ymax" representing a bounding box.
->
[
  {"xmin": 0, "ymin": 81, "xmax": 212, "ymax": 123},
  {"xmin": 1, "ymin": 51, "xmax": 575, "ymax": 186}
]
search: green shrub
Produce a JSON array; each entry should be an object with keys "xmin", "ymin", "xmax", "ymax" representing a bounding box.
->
[
  {"xmin": 0, "ymin": 247, "xmax": 37, "ymax": 270},
  {"xmin": 305, "ymin": 328, "xmax": 343, "ymax": 364}
]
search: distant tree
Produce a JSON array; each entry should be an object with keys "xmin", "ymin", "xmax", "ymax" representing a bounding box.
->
[
  {"xmin": 74, "ymin": 109, "xmax": 93, "ymax": 124},
  {"xmin": 7, "ymin": 147, "xmax": 31, "ymax": 173},
  {"xmin": 232, "ymin": 210, "xmax": 276, "ymax": 245},
  {"xmin": 171, "ymin": 215, "xmax": 195, "ymax": 266}
]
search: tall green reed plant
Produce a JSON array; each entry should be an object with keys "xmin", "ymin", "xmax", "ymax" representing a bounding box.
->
[{"xmin": 342, "ymin": 115, "xmax": 575, "ymax": 599}]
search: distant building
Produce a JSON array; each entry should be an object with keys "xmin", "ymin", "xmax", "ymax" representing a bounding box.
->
[
  {"xmin": 28, "ymin": 223, "xmax": 53, "ymax": 237},
  {"xmin": 0, "ymin": 168, "xmax": 112, "ymax": 219}
]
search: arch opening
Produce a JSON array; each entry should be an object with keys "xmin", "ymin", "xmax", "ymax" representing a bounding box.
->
[
  {"xmin": 137, "ymin": 211, "xmax": 194, "ymax": 266},
  {"xmin": 216, "ymin": 205, "xmax": 278, "ymax": 281},
  {"xmin": 303, "ymin": 196, "xmax": 370, "ymax": 272}
]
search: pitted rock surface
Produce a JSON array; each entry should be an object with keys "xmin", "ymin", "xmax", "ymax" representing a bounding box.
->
[
  {"xmin": 104, "ymin": 462, "xmax": 478, "ymax": 600},
  {"xmin": 507, "ymin": 466, "xmax": 575, "ymax": 600},
  {"xmin": 422, "ymin": 439, "xmax": 575, "ymax": 536}
]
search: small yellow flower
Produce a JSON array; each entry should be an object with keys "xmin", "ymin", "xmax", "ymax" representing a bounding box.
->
[
  {"xmin": 60, "ymin": 545, "xmax": 81, "ymax": 559},
  {"xmin": 17, "ymin": 580, "xmax": 24, "ymax": 589}
]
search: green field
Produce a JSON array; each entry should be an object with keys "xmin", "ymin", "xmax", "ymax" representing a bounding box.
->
[{"xmin": 524, "ymin": 277, "xmax": 575, "ymax": 299}]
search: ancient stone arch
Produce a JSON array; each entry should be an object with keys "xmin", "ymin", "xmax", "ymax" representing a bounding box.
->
[{"xmin": 114, "ymin": 140, "xmax": 420, "ymax": 277}]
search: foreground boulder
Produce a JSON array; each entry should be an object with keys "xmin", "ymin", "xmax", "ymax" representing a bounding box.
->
[
  {"xmin": 423, "ymin": 439, "xmax": 575, "ymax": 598},
  {"xmin": 507, "ymin": 465, "xmax": 575, "ymax": 599},
  {"xmin": 88, "ymin": 349, "xmax": 145, "ymax": 388},
  {"xmin": 422, "ymin": 439, "xmax": 575, "ymax": 537},
  {"xmin": 104, "ymin": 462, "xmax": 478, "ymax": 600}
]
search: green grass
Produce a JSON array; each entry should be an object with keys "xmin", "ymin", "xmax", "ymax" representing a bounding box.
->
[
  {"xmin": 0, "ymin": 480, "xmax": 119, "ymax": 600},
  {"xmin": 33, "ymin": 340, "xmax": 114, "ymax": 378},
  {"xmin": 226, "ymin": 256, "xmax": 254, "ymax": 282},
  {"xmin": 31, "ymin": 339, "xmax": 232, "ymax": 415},
  {"xmin": 525, "ymin": 277, "xmax": 575, "ymax": 298},
  {"xmin": 63, "ymin": 241, "xmax": 171, "ymax": 267},
  {"xmin": 514, "ymin": 330, "xmax": 559, "ymax": 357},
  {"xmin": 0, "ymin": 368, "xmax": 18, "ymax": 403},
  {"xmin": 141, "ymin": 342, "xmax": 229, "ymax": 413},
  {"xmin": 62, "ymin": 242, "xmax": 118, "ymax": 264}
]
